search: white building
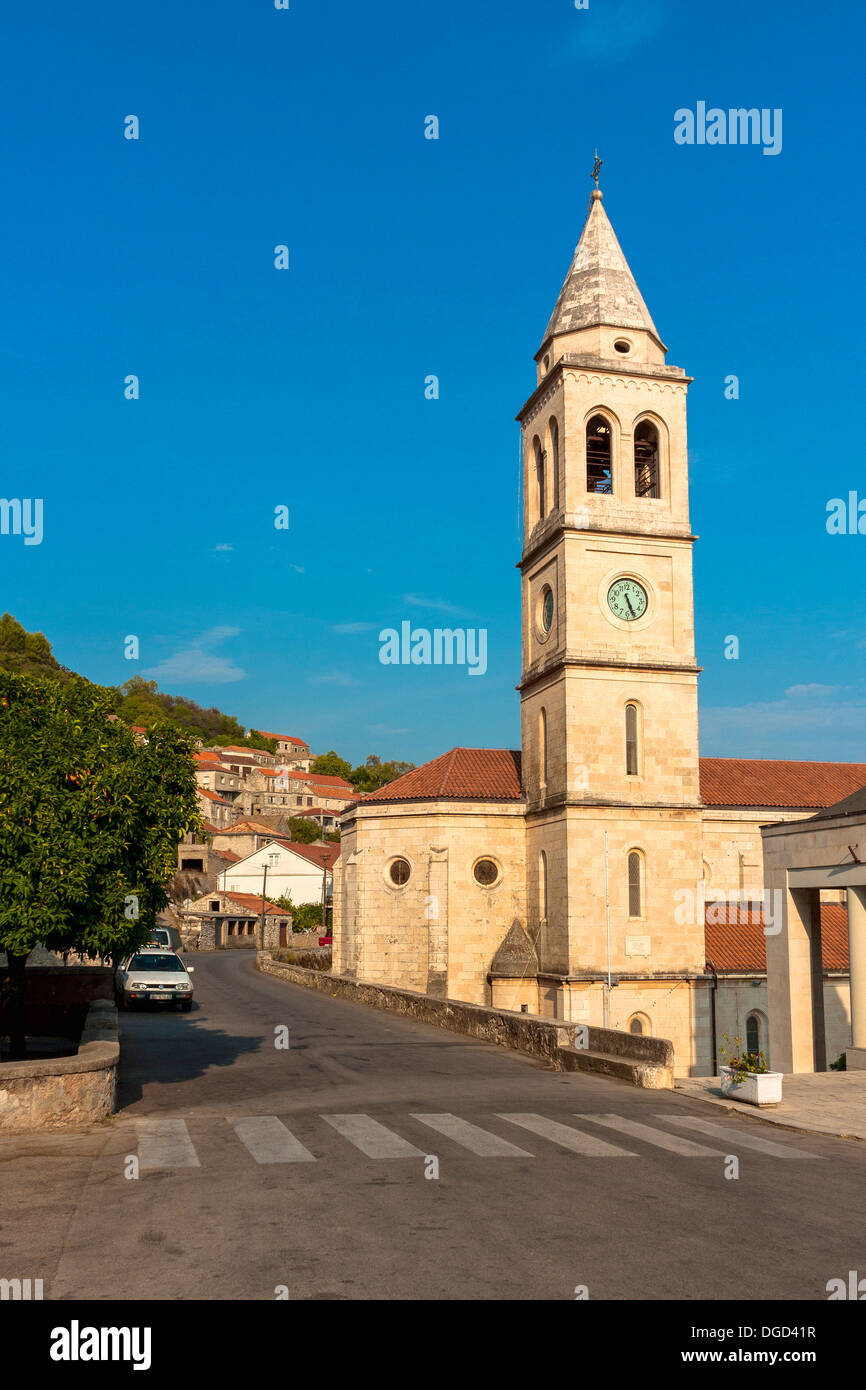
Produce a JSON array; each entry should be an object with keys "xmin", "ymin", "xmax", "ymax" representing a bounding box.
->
[{"xmin": 217, "ymin": 839, "xmax": 340, "ymax": 907}]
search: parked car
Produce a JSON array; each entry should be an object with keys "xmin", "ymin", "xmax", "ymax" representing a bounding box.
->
[
  {"xmin": 116, "ymin": 948, "xmax": 195, "ymax": 1011},
  {"xmin": 147, "ymin": 925, "xmax": 183, "ymax": 953}
]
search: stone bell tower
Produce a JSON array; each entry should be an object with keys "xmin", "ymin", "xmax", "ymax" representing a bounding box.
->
[{"xmin": 516, "ymin": 175, "xmax": 706, "ymax": 1046}]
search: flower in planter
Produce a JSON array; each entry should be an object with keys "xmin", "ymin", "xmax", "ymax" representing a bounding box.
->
[{"xmin": 719, "ymin": 1033, "xmax": 770, "ymax": 1087}]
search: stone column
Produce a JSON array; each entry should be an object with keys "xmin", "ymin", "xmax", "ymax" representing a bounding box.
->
[
  {"xmin": 846, "ymin": 886, "xmax": 866, "ymax": 1050},
  {"xmin": 426, "ymin": 848, "xmax": 449, "ymax": 998},
  {"xmin": 766, "ymin": 883, "xmax": 817, "ymax": 1073}
]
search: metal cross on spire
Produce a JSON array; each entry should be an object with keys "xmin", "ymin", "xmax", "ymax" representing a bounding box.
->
[{"xmin": 592, "ymin": 149, "xmax": 603, "ymax": 189}]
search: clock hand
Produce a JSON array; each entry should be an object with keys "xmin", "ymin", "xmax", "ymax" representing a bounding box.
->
[{"xmin": 625, "ymin": 593, "xmax": 635, "ymax": 617}]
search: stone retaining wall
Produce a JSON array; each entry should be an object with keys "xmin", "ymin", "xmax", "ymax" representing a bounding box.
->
[
  {"xmin": 256, "ymin": 953, "xmax": 673, "ymax": 1086},
  {"xmin": 0, "ymin": 1000, "xmax": 119, "ymax": 1132}
]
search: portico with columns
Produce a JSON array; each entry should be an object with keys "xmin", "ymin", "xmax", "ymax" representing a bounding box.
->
[{"xmin": 762, "ymin": 787, "xmax": 866, "ymax": 1072}]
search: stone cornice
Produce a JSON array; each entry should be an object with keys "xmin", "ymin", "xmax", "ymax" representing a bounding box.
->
[
  {"xmin": 519, "ymin": 653, "xmax": 701, "ymax": 692},
  {"xmin": 520, "ymin": 519, "xmax": 697, "ymax": 570},
  {"xmin": 517, "ymin": 353, "xmax": 692, "ymax": 424}
]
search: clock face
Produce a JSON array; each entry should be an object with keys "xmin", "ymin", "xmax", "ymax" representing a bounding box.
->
[
  {"xmin": 541, "ymin": 587, "xmax": 554, "ymax": 634},
  {"xmin": 607, "ymin": 578, "xmax": 648, "ymax": 622}
]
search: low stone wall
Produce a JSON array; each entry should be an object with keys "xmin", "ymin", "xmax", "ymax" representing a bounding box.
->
[
  {"xmin": 256, "ymin": 954, "xmax": 673, "ymax": 1086},
  {"xmin": 0, "ymin": 1000, "xmax": 119, "ymax": 1132}
]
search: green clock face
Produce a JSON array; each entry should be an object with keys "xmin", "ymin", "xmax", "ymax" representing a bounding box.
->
[
  {"xmin": 541, "ymin": 586, "xmax": 554, "ymax": 634},
  {"xmin": 608, "ymin": 578, "xmax": 648, "ymax": 622}
]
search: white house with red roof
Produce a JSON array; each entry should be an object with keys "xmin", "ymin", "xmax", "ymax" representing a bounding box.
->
[{"xmin": 217, "ymin": 839, "xmax": 340, "ymax": 908}]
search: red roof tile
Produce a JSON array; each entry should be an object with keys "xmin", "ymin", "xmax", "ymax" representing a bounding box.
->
[
  {"xmin": 360, "ymin": 748, "xmax": 523, "ymax": 804},
  {"xmin": 700, "ymin": 758, "xmax": 866, "ymax": 809},
  {"xmin": 281, "ymin": 841, "xmax": 341, "ymax": 870},
  {"xmin": 258, "ymin": 732, "xmax": 309, "ymax": 748},
  {"xmin": 705, "ymin": 902, "xmax": 848, "ymax": 971},
  {"xmin": 197, "ymin": 788, "xmax": 231, "ymax": 804},
  {"xmin": 198, "ymin": 892, "xmax": 289, "ymax": 917}
]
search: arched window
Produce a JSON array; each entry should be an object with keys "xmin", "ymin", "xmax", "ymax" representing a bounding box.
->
[
  {"xmin": 627, "ymin": 851, "xmax": 643, "ymax": 918},
  {"xmin": 746, "ymin": 1012, "xmax": 763, "ymax": 1056},
  {"xmin": 539, "ymin": 850, "xmax": 548, "ymax": 921},
  {"xmin": 549, "ymin": 417, "xmax": 559, "ymax": 510},
  {"xmin": 539, "ymin": 707, "xmax": 548, "ymax": 788},
  {"xmin": 625, "ymin": 703, "xmax": 639, "ymax": 776},
  {"xmin": 586, "ymin": 415, "xmax": 612, "ymax": 494},
  {"xmin": 628, "ymin": 1012, "xmax": 651, "ymax": 1036},
  {"xmin": 533, "ymin": 436, "xmax": 546, "ymax": 520},
  {"xmin": 634, "ymin": 420, "xmax": 660, "ymax": 499}
]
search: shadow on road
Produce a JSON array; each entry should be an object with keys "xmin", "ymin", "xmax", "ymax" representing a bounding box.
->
[{"xmin": 116, "ymin": 1006, "xmax": 264, "ymax": 1109}]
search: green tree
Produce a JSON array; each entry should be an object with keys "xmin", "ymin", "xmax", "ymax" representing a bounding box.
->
[
  {"xmin": 0, "ymin": 612, "xmax": 64, "ymax": 677},
  {"xmin": 350, "ymin": 754, "xmax": 415, "ymax": 794},
  {"xmin": 0, "ymin": 672, "xmax": 202, "ymax": 1060},
  {"xmin": 288, "ymin": 817, "xmax": 321, "ymax": 844},
  {"xmin": 310, "ymin": 750, "xmax": 353, "ymax": 780}
]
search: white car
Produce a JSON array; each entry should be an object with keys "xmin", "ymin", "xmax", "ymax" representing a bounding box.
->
[{"xmin": 116, "ymin": 947, "xmax": 195, "ymax": 1011}]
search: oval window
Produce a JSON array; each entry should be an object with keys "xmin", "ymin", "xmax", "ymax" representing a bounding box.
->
[
  {"xmin": 540, "ymin": 585, "xmax": 554, "ymax": 635},
  {"xmin": 614, "ymin": 339, "xmax": 631, "ymax": 354},
  {"xmin": 388, "ymin": 858, "xmax": 411, "ymax": 886},
  {"xmin": 473, "ymin": 858, "xmax": 499, "ymax": 887}
]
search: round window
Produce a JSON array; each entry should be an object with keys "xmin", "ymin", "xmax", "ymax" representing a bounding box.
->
[
  {"xmin": 614, "ymin": 339, "xmax": 631, "ymax": 354},
  {"xmin": 540, "ymin": 585, "xmax": 554, "ymax": 635},
  {"xmin": 388, "ymin": 858, "xmax": 411, "ymax": 886},
  {"xmin": 473, "ymin": 858, "xmax": 499, "ymax": 887}
]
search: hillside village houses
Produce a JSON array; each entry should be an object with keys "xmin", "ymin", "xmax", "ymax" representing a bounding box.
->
[
  {"xmin": 172, "ymin": 730, "xmax": 351, "ymax": 944},
  {"xmin": 332, "ymin": 179, "xmax": 866, "ymax": 1078}
]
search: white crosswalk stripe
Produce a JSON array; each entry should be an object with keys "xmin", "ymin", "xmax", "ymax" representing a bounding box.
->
[
  {"xmin": 577, "ymin": 1114, "xmax": 723, "ymax": 1156},
  {"xmin": 498, "ymin": 1113, "xmax": 638, "ymax": 1157},
  {"xmin": 323, "ymin": 1113, "xmax": 425, "ymax": 1158},
  {"xmin": 132, "ymin": 1110, "xmax": 825, "ymax": 1170},
  {"xmin": 411, "ymin": 1113, "xmax": 533, "ymax": 1157},
  {"xmin": 657, "ymin": 1114, "xmax": 823, "ymax": 1158},
  {"xmin": 134, "ymin": 1118, "xmax": 200, "ymax": 1170},
  {"xmin": 230, "ymin": 1116, "xmax": 316, "ymax": 1164}
]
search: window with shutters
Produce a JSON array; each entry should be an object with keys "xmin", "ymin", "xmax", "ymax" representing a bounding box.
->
[
  {"xmin": 628, "ymin": 851, "xmax": 643, "ymax": 918},
  {"xmin": 625, "ymin": 703, "xmax": 639, "ymax": 776},
  {"xmin": 634, "ymin": 420, "xmax": 660, "ymax": 498},
  {"xmin": 586, "ymin": 414, "xmax": 612, "ymax": 494}
]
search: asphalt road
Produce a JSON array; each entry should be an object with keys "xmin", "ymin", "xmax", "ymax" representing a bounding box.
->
[{"xmin": 1, "ymin": 951, "xmax": 864, "ymax": 1301}]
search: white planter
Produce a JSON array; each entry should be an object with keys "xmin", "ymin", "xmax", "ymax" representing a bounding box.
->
[{"xmin": 720, "ymin": 1065, "xmax": 783, "ymax": 1106}]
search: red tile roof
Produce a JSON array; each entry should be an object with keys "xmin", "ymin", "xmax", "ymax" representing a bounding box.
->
[
  {"xmin": 197, "ymin": 788, "xmax": 231, "ymax": 804},
  {"xmin": 212, "ymin": 820, "xmax": 280, "ymax": 835},
  {"xmin": 360, "ymin": 748, "xmax": 523, "ymax": 804},
  {"xmin": 705, "ymin": 902, "xmax": 848, "ymax": 971},
  {"xmin": 307, "ymin": 773, "xmax": 354, "ymax": 790},
  {"xmin": 699, "ymin": 758, "xmax": 866, "ymax": 809},
  {"xmin": 200, "ymin": 892, "xmax": 289, "ymax": 917},
  {"xmin": 258, "ymin": 731, "xmax": 309, "ymax": 748},
  {"xmin": 281, "ymin": 841, "xmax": 341, "ymax": 870}
]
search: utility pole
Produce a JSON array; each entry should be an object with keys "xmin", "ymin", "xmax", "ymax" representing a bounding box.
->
[
  {"xmin": 603, "ymin": 830, "xmax": 611, "ymax": 1029},
  {"xmin": 259, "ymin": 863, "xmax": 268, "ymax": 950}
]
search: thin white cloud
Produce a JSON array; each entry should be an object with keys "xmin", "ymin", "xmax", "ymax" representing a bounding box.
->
[
  {"xmin": 213, "ymin": 543, "xmax": 234, "ymax": 552},
  {"xmin": 403, "ymin": 593, "xmax": 472, "ymax": 618},
  {"xmin": 561, "ymin": 0, "xmax": 666, "ymax": 63},
  {"xmin": 701, "ymin": 684, "xmax": 866, "ymax": 759},
  {"xmin": 144, "ymin": 626, "xmax": 245, "ymax": 685},
  {"xmin": 308, "ymin": 671, "xmax": 364, "ymax": 687},
  {"xmin": 333, "ymin": 622, "xmax": 376, "ymax": 634}
]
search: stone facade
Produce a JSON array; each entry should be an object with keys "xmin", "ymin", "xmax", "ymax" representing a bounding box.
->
[{"xmin": 333, "ymin": 185, "xmax": 859, "ymax": 1077}]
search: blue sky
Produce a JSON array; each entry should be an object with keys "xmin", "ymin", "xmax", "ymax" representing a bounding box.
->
[{"xmin": 2, "ymin": 0, "xmax": 865, "ymax": 765}]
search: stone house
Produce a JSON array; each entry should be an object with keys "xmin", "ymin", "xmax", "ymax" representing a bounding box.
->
[{"xmin": 181, "ymin": 891, "xmax": 292, "ymax": 950}]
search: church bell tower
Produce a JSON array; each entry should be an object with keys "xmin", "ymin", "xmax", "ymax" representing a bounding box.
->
[{"xmin": 516, "ymin": 174, "xmax": 706, "ymax": 1029}]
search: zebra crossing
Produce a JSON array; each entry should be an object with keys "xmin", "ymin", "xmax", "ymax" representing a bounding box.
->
[{"xmin": 131, "ymin": 1111, "xmax": 823, "ymax": 1172}]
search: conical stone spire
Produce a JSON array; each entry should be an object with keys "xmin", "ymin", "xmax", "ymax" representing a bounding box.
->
[{"xmin": 541, "ymin": 189, "xmax": 662, "ymax": 349}]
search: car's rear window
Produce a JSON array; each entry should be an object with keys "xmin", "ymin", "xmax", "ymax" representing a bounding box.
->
[
  {"xmin": 129, "ymin": 954, "xmax": 185, "ymax": 972},
  {"xmin": 148, "ymin": 931, "xmax": 170, "ymax": 946}
]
